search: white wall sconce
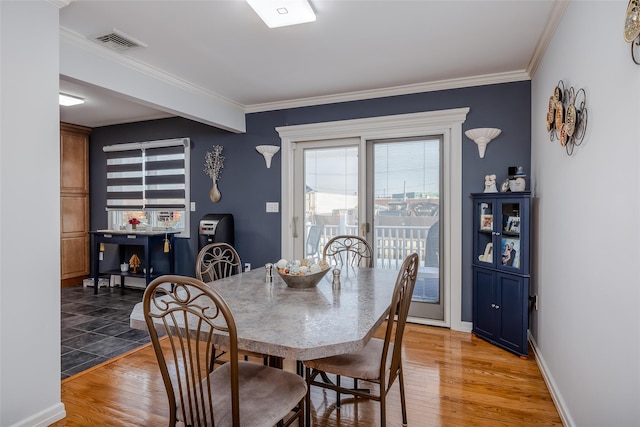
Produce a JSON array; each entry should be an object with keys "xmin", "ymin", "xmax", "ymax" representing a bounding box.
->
[
  {"xmin": 256, "ymin": 145, "xmax": 280, "ymax": 168},
  {"xmin": 465, "ymin": 128, "xmax": 502, "ymax": 158}
]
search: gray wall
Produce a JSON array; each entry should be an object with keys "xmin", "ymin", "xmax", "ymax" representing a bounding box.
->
[
  {"xmin": 531, "ymin": 2, "xmax": 639, "ymax": 425},
  {"xmin": 90, "ymin": 81, "xmax": 531, "ymax": 321}
]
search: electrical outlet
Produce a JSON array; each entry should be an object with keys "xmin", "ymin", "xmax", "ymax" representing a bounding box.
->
[{"xmin": 244, "ymin": 263, "xmax": 251, "ymax": 272}]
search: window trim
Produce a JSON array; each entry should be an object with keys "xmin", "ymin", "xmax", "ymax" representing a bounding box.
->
[{"xmin": 276, "ymin": 108, "xmax": 469, "ymax": 331}]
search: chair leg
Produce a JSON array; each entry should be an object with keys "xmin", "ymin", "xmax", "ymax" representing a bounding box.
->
[
  {"xmin": 305, "ymin": 367, "xmax": 312, "ymax": 427},
  {"xmin": 380, "ymin": 392, "xmax": 386, "ymax": 427},
  {"xmin": 399, "ymin": 369, "xmax": 407, "ymax": 426},
  {"xmin": 298, "ymin": 395, "xmax": 305, "ymax": 427},
  {"xmin": 336, "ymin": 374, "xmax": 341, "ymax": 408}
]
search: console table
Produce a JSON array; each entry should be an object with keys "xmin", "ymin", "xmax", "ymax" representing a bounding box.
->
[{"xmin": 90, "ymin": 230, "xmax": 176, "ymax": 295}]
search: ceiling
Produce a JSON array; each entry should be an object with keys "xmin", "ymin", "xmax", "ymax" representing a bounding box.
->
[{"xmin": 58, "ymin": 0, "xmax": 562, "ymax": 129}]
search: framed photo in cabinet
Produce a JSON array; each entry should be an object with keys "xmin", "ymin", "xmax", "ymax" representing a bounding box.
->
[
  {"xmin": 504, "ymin": 216, "xmax": 520, "ymax": 233},
  {"xmin": 480, "ymin": 214, "xmax": 493, "ymax": 230},
  {"xmin": 500, "ymin": 238, "xmax": 520, "ymax": 268}
]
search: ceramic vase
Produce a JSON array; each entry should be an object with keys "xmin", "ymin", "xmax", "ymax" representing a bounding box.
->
[{"xmin": 209, "ymin": 179, "xmax": 221, "ymax": 202}]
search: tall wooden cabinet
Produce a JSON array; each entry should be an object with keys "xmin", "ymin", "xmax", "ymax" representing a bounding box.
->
[
  {"xmin": 471, "ymin": 192, "xmax": 531, "ymax": 357},
  {"xmin": 60, "ymin": 123, "xmax": 91, "ymax": 285}
]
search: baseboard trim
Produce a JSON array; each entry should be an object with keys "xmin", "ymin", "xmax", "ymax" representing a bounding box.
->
[
  {"xmin": 406, "ymin": 317, "xmax": 472, "ymax": 333},
  {"xmin": 528, "ymin": 332, "xmax": 575, "ymax": 427},
  {"xmin": 452, "ymin": 320, "xmax": 473, "ymax": 333},
  {"xmin": 8, "ymin": 402, "xmax": 65, "ymax": 427}
]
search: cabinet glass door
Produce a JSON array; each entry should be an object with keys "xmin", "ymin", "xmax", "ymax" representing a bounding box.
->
[
  {"xmin": 474, "ymin": 200, "xmax": 495, "ymax": 267},
  {"xmin": 497, "ymin": 199, "xmax": 523, "ymax": 273}
]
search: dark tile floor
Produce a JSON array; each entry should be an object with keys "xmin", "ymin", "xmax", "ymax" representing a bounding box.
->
[{"xmin": 61, "ymin": 284, "xmax": 150, "ymax": 379}]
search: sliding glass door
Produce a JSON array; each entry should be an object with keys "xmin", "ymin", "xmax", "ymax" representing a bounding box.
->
[{"xmin": 291, "ymin": 136, "xmax": 443, "ymax": 321}]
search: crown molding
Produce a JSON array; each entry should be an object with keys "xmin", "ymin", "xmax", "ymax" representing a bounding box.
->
[
  {"xmin": 59, "ymin": 26, "xmax": 243, "ymax": 111},
  {"xmin": 48, "ymin": 0, "xmax": 74, "ymax": 9},
  {"xmin": 527, "ymin": 0, "xmax": 569, "ymax": 78},
  {"xmin": 245, "ymin": 70, "xmax": 530, "ymax": 113}
]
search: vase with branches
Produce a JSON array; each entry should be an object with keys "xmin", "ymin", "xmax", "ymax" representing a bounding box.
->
[{"xmin": 204, "ymin": 145, "xmax": 224, "ymax": 202}]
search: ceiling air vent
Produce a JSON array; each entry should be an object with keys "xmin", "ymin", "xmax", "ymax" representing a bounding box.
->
[{"xmin": 94, "ymin": 29, "xmax": 147, "ymax": 52}]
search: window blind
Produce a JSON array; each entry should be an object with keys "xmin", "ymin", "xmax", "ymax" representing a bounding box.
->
[{"xmin": 104, "ymin": 138, "xmax": 190, "ymax": 211}]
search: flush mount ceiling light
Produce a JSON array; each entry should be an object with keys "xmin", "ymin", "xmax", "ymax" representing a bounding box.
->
[
  {"xmin": 59, "ymin": 93, "xmax": 85, "ymax": 107},
  {"xmin": 246, "ymin": 0, "xmax": 316, "ymax": 28}
]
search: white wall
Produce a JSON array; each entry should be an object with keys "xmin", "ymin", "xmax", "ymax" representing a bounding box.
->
[
  {"xmin": 0, "ymin": 2, "xmax": 65, "ymax": 426},
  {"xmin": 531, "ymin": 1, "xmax": 640, "ymax": 425}
]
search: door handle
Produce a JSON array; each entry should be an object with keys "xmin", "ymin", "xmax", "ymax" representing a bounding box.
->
[
  {"xmin": 360, "ymin": 223, "xmax": 369, "ymax": 237},
  {"xmin": 293, "ymin": 216, "xmax": 298, "ymax": 238}
]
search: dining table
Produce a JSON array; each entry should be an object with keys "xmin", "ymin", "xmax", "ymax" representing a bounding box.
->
[{"xmin": 129, "ymin": 266, "xmax": 398, "ymax": 366}]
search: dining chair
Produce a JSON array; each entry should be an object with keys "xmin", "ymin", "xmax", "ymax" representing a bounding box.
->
[
  {"xmin": 303, "ymin": 252, "xmax": 419, "ymax": 427},
  {"xmin": 144, "ymin": 275, "xmax": 306, "ymax": 427},
  {"xmin": 195, "ymin": 242, "xmax": 267, "ymax": 367},
  {"xmin": 322, "ymin": 235, "xmax": 374, "ymax": 268},
  {"xmin": 196, "ymin": 242, "xmax": 242, "ymax": 282}
]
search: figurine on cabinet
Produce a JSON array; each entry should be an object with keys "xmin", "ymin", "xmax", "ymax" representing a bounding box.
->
[
  {"xmin": 507, "ymin": 166, "xmax": 527, "ymax": 192},
  {"xmin": 483, "ymin": 174, "xmax": 498, "ymax": 193}
]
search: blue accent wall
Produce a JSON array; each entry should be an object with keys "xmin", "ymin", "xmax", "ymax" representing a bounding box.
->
[{"xmin": 89, "ymin": 81, "xmax": 531, "ymax": 321}]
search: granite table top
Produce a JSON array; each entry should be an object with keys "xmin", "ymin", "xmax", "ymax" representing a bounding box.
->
[{"xmin": 130, "ymin": 267, "xmax": 398, "ymax": 361}]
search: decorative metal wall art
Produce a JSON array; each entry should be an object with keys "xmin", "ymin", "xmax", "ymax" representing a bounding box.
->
[
  {"xmin": 624, "ymin": 0, "xmax": 640, "ymax": 64},
  {"xmin": 546, "ymin": 80, "xmax": 588, "ymax": 156}
]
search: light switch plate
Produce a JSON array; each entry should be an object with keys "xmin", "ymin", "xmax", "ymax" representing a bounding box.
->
[
  {"xmin": 190, "ymin": 201, "xmax": 196, "ymax": 211},
  {"xmin": 266, "ymin": 202, "xmax": 279, "ymax": 213}
]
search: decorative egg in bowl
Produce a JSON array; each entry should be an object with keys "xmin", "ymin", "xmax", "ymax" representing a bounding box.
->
[{"xmin": 275, "ymin": 258, "xmax": 331, "ymax": 289}]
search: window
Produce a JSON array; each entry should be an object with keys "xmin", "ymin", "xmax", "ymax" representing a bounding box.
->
[{"xmin": 103, "ymin": 138, "xmax": 190, "ymax": 237}]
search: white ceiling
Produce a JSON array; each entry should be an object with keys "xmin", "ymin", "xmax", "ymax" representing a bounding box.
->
[{"xmin": 58, "ymin": 0, "xmax": 562, "ymax": 129}]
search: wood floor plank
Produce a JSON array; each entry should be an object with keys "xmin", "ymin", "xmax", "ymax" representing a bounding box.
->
[{"xmin": 54, "ymin": 324, "xmax": 562, "ymax": 426}]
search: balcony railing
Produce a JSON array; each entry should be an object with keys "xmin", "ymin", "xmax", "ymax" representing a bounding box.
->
[{"xmin": 306, "ymin": 224, "xmax": 433, "ymax": 269}]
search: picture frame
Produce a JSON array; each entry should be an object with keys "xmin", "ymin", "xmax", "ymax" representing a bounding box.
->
[
  {"xmin": 480, "ymin": 214, "xmax": 493, "ymax": 231},
  {"xmin": 505, "ymin": 216, "xmax": 521, "ymax": 233},
  {"xmin": 500, "ymin": 238, "xmax": 520, "ymax": 268}
]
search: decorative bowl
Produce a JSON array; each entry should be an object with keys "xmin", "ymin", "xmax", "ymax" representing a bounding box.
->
[{"xmin": 277, "ymin": 267, "xmax": 331, "ymax": 289}]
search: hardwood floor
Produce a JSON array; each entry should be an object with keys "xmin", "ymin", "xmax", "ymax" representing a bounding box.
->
[{"xmin": 54, "ymin": 324, "xmax": 562, "ymax": 426}]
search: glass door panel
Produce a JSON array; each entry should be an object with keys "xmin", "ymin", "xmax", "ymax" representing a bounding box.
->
[
  {"xmin": 475, "ymin": 200, "xmax": 495, "ymax": 267},
  {"xmin": 369, "ymin": 137, "xmax": 443, "ymax": 321},
  {"xmin": 293, "ymin": 139, "xmax": 360, "ymax": 260},
  {"xmin": 498, "ymin": 200, "xmax": 522, "ymax": 272}
]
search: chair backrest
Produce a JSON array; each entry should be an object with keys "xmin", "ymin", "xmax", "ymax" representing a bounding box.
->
[
  {"xmin": 196, "ymin": 242, "xmax": 242, "ymax": 282},
  {"xmin": 424, "ymin": 220, "xmax": 439, "ymax": 267},
  {"xmin": 143, "ymin": 275, "xmax": 240, "ymax": 426},
  {"xmin": 306, "ymin": 224, "xmax": 323, "ymax": 258},
  {"xmin": 380, "ymin": 253, "xmax": 419, "ymax": 387},
  {"xmin": 322, "ymin": 235, "xmax": 374, "ymax": 268}
]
